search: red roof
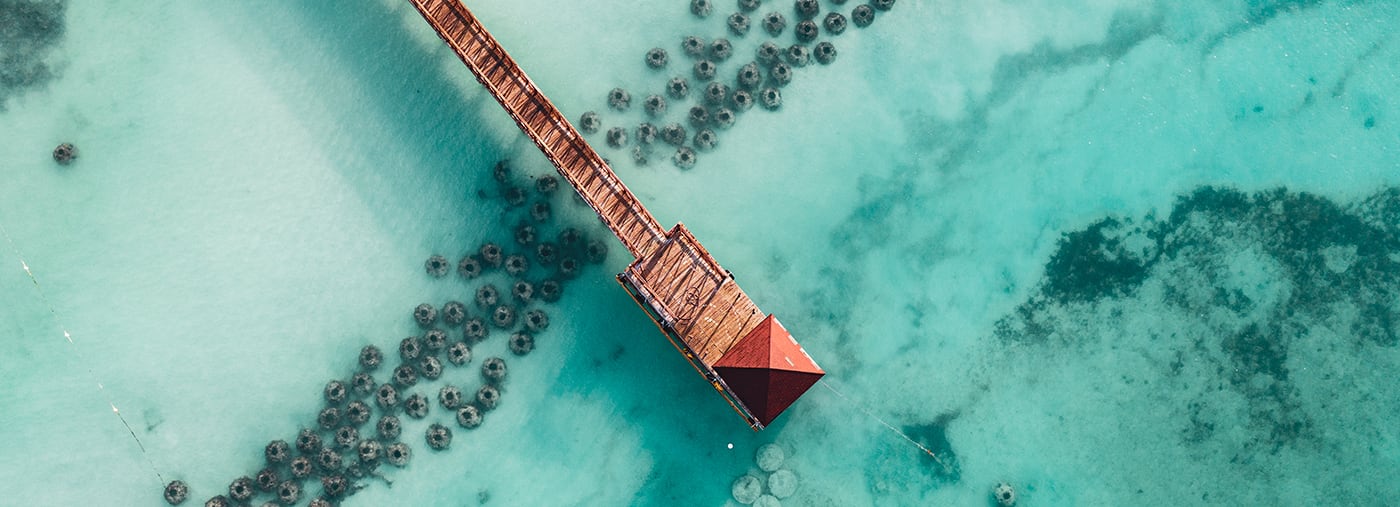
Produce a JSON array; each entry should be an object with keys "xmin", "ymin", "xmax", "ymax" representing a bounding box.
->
[{"xmin": 714, "ymin": 315, "xmax": 824, "ymax": 427}]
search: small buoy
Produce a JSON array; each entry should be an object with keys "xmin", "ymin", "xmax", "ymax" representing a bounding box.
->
[{"xmin": 727, "ymin": 443, "xmax": 734, "ymax": 449}]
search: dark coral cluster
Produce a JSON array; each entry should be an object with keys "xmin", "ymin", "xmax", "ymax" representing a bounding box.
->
[
  {"xmin": 574, "ymin": 0, "xmax": 897, "ymax": 169},
  {"xmin": 995, "ymin": 186, "xmax": 1400, "ymax": 454},
  {"xmin": 165, "ymin": 159, "xmax": 605, "ymax": 504}
]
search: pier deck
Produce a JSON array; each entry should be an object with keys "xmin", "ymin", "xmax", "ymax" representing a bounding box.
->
[{"xmin": 409, "ymin": 0, "xmax": 823, "ymax": 429}]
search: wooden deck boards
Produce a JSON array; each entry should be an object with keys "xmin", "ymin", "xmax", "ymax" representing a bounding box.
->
[
  {"xmin": 411, "ymin": 0, "xmax": 776, "ymax": 385},
  {"xmin": 621, "ymin": 224, "xmax": 767, "ymax": 365},
  {"xmin": 410, "ymin": 0, "xmax": 666, "ymax": 259}
]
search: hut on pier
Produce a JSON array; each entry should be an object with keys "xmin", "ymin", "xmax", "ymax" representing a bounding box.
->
[{"xmin": 409, "ymin": 0, "xmax": 824, "ymax": 429}]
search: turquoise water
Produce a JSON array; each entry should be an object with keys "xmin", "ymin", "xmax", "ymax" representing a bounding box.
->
[{"xmin": 2, "ymin": 0, "xmax": 1398, "ymax": 505}]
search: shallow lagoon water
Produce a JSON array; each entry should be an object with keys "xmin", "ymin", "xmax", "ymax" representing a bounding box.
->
[{"xmin": 2, "ymin": 0, "xmax": 1398, "ymax": 505}]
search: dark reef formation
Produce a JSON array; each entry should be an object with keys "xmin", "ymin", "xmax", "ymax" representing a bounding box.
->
[
  {"xmin": 996, "ymin": 186, "xmax": 1400, "ymax": 454},
  {"xmin": 176, "ymin": 127, "xmax": 612, "ymax": 503},
  {"xmin": 1, "ymin": 0, "xmax": 66, "ymax": 110}
]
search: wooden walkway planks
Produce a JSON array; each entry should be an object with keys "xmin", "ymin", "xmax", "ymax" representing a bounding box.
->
[
  {"xmin": 620, "ymin": 224, "xmax": 766, "ymax": 365},
  {"xmin": 409, "ymin": 0, "xmax": 666, "ymax": 259},
  {"xmin": 410, "ymin": 0, "xmax": 805, "ymax": 428}
]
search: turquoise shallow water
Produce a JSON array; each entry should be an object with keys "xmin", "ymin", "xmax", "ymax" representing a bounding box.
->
[{"xmin": 2, "ymin": 0, "xmax": 1399, "ymax": 505}]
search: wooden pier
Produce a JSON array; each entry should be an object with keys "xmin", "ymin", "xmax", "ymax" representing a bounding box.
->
[{"xmin": 409, "ymin": 0, "xmax": 823, "ymax": 429}]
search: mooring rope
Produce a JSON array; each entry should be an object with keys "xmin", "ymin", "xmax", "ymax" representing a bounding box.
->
[
  {"xmin": 818, "ymin": 379, "xmax": 952, "ymax": 473},
  {"xmin": 0, "ymin": 219, "xmax": 167, "ymax": 488}
]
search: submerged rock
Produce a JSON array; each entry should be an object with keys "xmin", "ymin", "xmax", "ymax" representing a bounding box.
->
[
  {"xmin": 399, "ymin": 336, "xmax": 423, "ymax": 362},
  {"xmin": 442, "ymin": 301, "xmax": 467, "ymax": 326},
  {"xmin": 852, "ymin": 5, "xmax": 875, "ymax": 27},
  {"xmin": 694, "ymin": 59, "xmax": 717, "ymax": 80},
  {"xmin": 392, "ymin": 361, "xmax": 417, "ymax": 386},
  {"xmin": 644, "ymin": 94, "xmax": 667, "ymax": 117},
  {"xmin": 357, "ymin": 439, "xmax": 383, "ymax": 464},
  {"xmin": 579, "ymin": 111, "xmax": 601, "ymax": 134},
  {"xmin": 673, "ymin": 147, "xmax": 698, "ymax": 169},
  {"xmin": 276, "ymin": 481, "xmax": 300, "ymax": 504},
  {"xmin": 264, "ymin": 440, "xmax": 290, "ymax": 464},
  {"xmin": 710, "ymin": 38, "xmax": 733, "ymax": 61},
  {"xmin": 737, "ymin": 61, "xmax": 762, "ymax": 89},
  {"xmin": 386, "ymin": 442, "xmax": 411, "ymax": 467},
  {"xmin": 695, "ymin": 129, "xmax": 719, "ymax": 151},
  {"xmin": 426, "ymin": 423, "xmax": 453, "ymax": 450},
  {"xmin": 351, "ymin": 372, "xmax": 375, "ymax": 395},
  {"xmin": 728, "ymin": 12, "xmax": 751, "ymax": 36},
  {"xmin": 317, "ymin": 406, "xmax": 341, "ymax": 430},
  {"xmin": 295, "ymin": 428, "xmax": 322, "ymax": 454},
  {"xmin": 289, "ymin": 456, "xmax": 314, "ymax": 479},
  {"xmin": 814, "ymin": 42, "xmax": 837, "ymax": 65},
  {"xmin": 682, "ymin": 35, "xmax": 707, "ymax": 57},
  {"xmin": 377, "ymin": 415, "xmax": 402, "ymax": 440},
  {"xmin": 794, "ymin": 20, "xmax": 818, "ymax": 42},
  {"xmin": 375, "ymin": 383, "xmax": 399, "ymax": 409},
  {"xmin": 412, "ymin": 303, "xmax": 437, "ymax": 327},
  {"xmin": 994, "ymin": 482, "xmax": 1017, "ymax": 506},
  {"xmin": 704, "ymin": 82, "xmax": 730, "ymax": 106},
  {"xmin": 607, "ymin": 87, "xmax": 631, "ymax": 111},
  {"xmin": 334, "ymin": 425, "xmax": 359, "ymax": 449},
  {"xmin": 824, "ymin": 12, "xmax": 847, "ymax": 34},
  {"xmin": 163, "ymin": 480, "xmax": 188, "ymax": 505},
  {"xmin": 540, "ymin": 279, "xmax": 563, "ymax": 302},
  {"xmin": 512, "ymin": 279, "xmax": 535, "ymax": 303},
  {"xmin": 458, "ymin": 254, "xmax": 483, "ymax": 278},
  {"xmin": 732, "ymin": 475, "xmax": 763, "ymax": 504},
  {"xmin": 524, "ymin": 309, "xmax": 550, "ymax": 332},
  {"xmin": 345, "ymin": 400, "xmax": 371, "ymax": 425},
  {"xmin": 762, "ymin": 11, "xmax": 787, "ymax": 36},
  {"xmin": 418, "ymin": 355, "xmax": 443, "ymax": 380},
  {"xmin": 439, "ymin": 385, "xmax": 464, "ymax": 409},
  {"xmin": 760, "ymin": 88, "xmax": 783, "ymax": 110},
  {"xmin": 255, "ymin": 468, "xmax": 279, "ymax": 492},
  {"xmin": 463, "ymin": 317, "xmax": 487, "ymax": 341},
  {"xmin": 505, "ymin": 253, "xmax": 529, "ymax": 275},
  {"xmin": 491, "ymin": 304, "xmax": 517, "ymax": 328},
  {"xmin": 480, "ymin": 243, "xmax": 503, "ymax": 267},
  {"xmin": 358, "ymin": 345, "xmax": 382, "ymax": 370},
  {"xmin": 731, "ymin": 90, "xmax": 755, "ymax": 111},
  {"xmin": 475, "ymin": 284, "xmax": 500, "ymax": 309},
  {"xmin": 456, "ymin": 405, "xmax": 483, "ymax": 429},
  {"xmin": 691, "ymin": 0, "xmax": 712, "ymax": 17},
  {"xmin": 645, "ymin": 47, "xmax": 669, "ymax": 69},
  {"xmin": 424, "ymin": 255, "xmax": 449, "ymax": 277},
  {"xmin": 52, "ymin": 143, "xmax": 77, "ymax": 165},
  {"xmin": 447, "ymin": 341, "xmax": 472, "ymax": 366},
  {"xmin": 785, "ymin": 44, "xmax": 810, "ymax": 67},
  {"xmin": 756, "ymin": 443, "xmax": 785, "ymax": 471},
  {"xmin": 404, "ymin": 393, "xmax": 429, "ymax": 419},
  {"xmin": 324, "ymin": 379, "xmax": 347, "ymax": 405},
  {"xmin": 477, "ymin": 384, "xmax": 501, "ymax": 410},
  {"xmin": 768, "ymin": 469, "xmax": 798, "ymax": 498},
  {"xmin": 424, "ymin": 329, "xmax": 449, "ymax": 351},
  {"xmin": 482, "ymin": 357, "xmax": 508, "ymax": 383},
  {"xmin": 509, "ymin": 332, "xmax": 534, "ymax": 355}
]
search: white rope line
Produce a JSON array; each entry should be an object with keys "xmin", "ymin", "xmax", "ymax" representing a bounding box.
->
[
  {"xmin": 818, "ymin": 379, "xmax": 952, "ymax": 473},
  {"xmin": 0, "ymin": 218, "xmax": 166, "ymax": 487}
]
